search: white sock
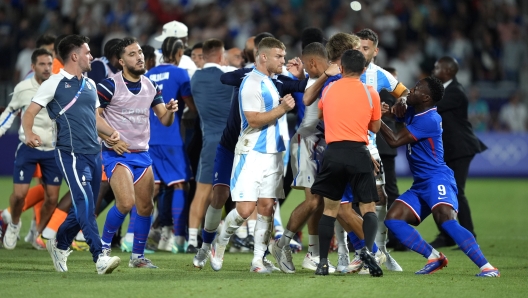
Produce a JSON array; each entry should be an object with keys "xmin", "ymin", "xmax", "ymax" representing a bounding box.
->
[
  {"xmin": 375, "ymin": 204, "xmax": 388, "ymax": 253},
  {"xmin": 235, "ymin": 224, "xmax": 248, "ymax": 238},
  {"xmin": 204, "ymin": 206, "xmax": 223, "ymax": 233},
  {"xmin": 42, "ymin": 227, "xmax": 57, "ymax": 239},
  {"xmin": 253, "ymin": 214, "xmax": 272, "ymax": 262},
  {"xmin": 308, "ymin": 234, "xmax": 319, "ymax": 257},
  {"xmin": 188, "ymin": 228, "xmax": 199, "ymax": 247},
  {"xmin": 125, "ymin": 232, "xmax": 134, "ymax": 243},
  {"xmin": 131, "ymin": 253, "xmax": 143, "ymax": 259},
  {"xmin": 218, "ymin": 209, "xmax": 246, "ymax": 245},
  {"xmin": 335, "ymin": 221, "xmax": 349, "ymax": 255},
  {"xmin": 1, "ymin": 209, "xmax": 11, "ymax": 224},
  {"xmin": 203, "ymin": 243, "xmax": 211, "ymax": 250},
  {"xmin": 427, "ymin": 248, "xmax": 441, "ymax": 260},
  {"xmin": 480, "ymin": 262, "xmax": 494, "ymax": 270},
  {"xmin": 273, "ymin": 202, "xmax": 284, "ymax": 235},
  {"xmin": 29, "ymin": 219, "xmax": 36, "ymax": 231},
  {"xmin": 247, "ymin": 219, "xmax": 256, "ymax": 236},
  {"xmin": 175, "ymin": 235, "xmax": 185, "ymax": 246},
  {"xmin": 75, "ymin": 231, "xmax": 86, "ymax": 242}
]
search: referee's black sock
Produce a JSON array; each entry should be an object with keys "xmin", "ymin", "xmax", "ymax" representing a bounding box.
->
[
  {"xmin": 362, "ymin": 212, "xmax": 378, "ymax": 252},
  {"xmin": 318, "ymin": 214, "xmax": 336, "ymax": 260}
]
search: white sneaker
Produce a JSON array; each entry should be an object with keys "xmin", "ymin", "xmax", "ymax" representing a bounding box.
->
[
  {"xmin": 250, "ymin": 258, "xmax": 273, "ymax": 273},
  {"xmin": 193, "ymin": 248, "xmax": 211, "ymax": 269},
  {"xmin": 1, "ymin": 209, "xmax": 12, "ymax": 224},
  {"xmin": 157, "ymin": 226, "xmax": 173, "ymax": 251},
  {"xmin": 263, "ymin": 256, "xmax": 280, "ymax": 272},
  {"xmin": 47, "ymin": 237, "xmax": 72, "ymax": 272},
  {"xmin": 3, "ymin": 222, "xmax": 21, "ymax": 250},
  {"xmin": 302, "ymin": 252, "xmax": 319, "ymax": 271},
  {"xmin": 24, "ymin": 222, "xmax": 36, "ymax": 243},
  {"xmin": 337, "ymin": 252, "xmax": 350, "ymax": 272},
  {"xmin": 342, "ymin": 253, "xmax": 363, "ymax": 274},
  {"xmin": 271, "ymin": 241, "xmax": 295, "ymax": 274},
  {"xmin": 96, "ymin": 249, "xmax": 121, "ymax": 274},
  {"xmin": 384, "ymin": 252, "xmax": 403, "ymax": 271},
  {"xmin": 210, "ymin": 241, "xmax": 226, "ymax": 271},
  {"xmin": 129, "ymin": 257, "xmax": 158, "ymax": 268}
]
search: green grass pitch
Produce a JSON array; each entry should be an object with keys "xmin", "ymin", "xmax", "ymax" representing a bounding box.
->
[{"xmin": 0, "ymin": 176, "xmax": 527, "ymax": 298}]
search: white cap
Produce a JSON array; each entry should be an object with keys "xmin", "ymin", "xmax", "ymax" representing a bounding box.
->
[{"xmin": 155, "ymin": 21, "xmax": 188, "ymax": 41}]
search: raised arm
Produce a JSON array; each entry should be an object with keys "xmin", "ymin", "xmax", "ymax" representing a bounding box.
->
[
  {"xmin": 303, "ymin": 64, "xmax": 340, "ymax": 106},
  {"xmin": 220, "ymin": 68, "xmax": 252, "ymax": 87}
]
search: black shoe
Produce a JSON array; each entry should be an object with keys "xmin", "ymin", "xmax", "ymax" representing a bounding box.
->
[
  {"xmin": 429, "ymin": 235, "xmax": 456, "ymax": 249},
  {"xmin": 186, "ymin": 244, "xmax": 198, "ymax": 253},
  {"xmin": 231, "ymin": 235, "xmax": 245, "ymax": 249},
  {"xmin": 315, "ymin": 258, "xmax": 329, "ymax": 276},
  {"xmin": 359, "ymin": 248, "xmax": 383, "ymax": 277},
  {"xmin": 244, "ymin": 235, "xmax": 254, "ymax": 250}
]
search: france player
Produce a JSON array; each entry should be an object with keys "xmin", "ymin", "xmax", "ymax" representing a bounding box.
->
[
  {"xmin": 380, "ymin": 76, "xmax": 500, "ymax": 277},
  {"xmin": 23, "ymin": 35, "xmax": 120, "ymax": 274},
  {"xmin": 98, "ymin": 37, "xmax": 177, "ymax": 269},
  {"xmin": 209, "ymin": 37, "xmax": 295, "ymax": 273},
  {"xmin": 146, "ymin": 37, "xmax": 196, "ymax": 253}
]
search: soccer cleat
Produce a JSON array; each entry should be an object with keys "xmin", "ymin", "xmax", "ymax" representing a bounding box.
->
[
  {"xmin": 193, "ymin": 248, "xmax": 211, "ymax": 269},
  {"xmin": 96, "ymin": 249, "xmax": 120, "ymax": 274},
  {"xmin": 360, "ymin": 248, "xmax": 383, "ymax": 277},
  {"xmin": 384, "ymin": 252, "xmax": 403, "ymax": 271},
  {"xmin": 3, "ymin": 222, "xmax": 21, "ymax": 250},
  {"xmin": 35, "ymin": 234, "xmax": 48, "ymax": 249},
  {"xmin": 232, "ymin": 234, "xmax": 255, "ymax": 250},
  {"xmin": 415, "ymin": 252, "xmax": 448, "ymax": 275},
  {"xmin": 263, "ymin": 256, "xmax": 281, "ymax": 272},
  {"xmin": 342, "ymin": 253, "xmax": 363, "ymax": 273},
  {"xmin": 120, "ymin": 239, "xmax": 154, "ymax": 254},
  {"xmin": 337, "ymin": 252, "xmax": 350, "ymax": 272},
  {"xmin": 302, "ymin": 253, "xmax": 336, "ymax": 273},
  {"xmin": 30, "ymin": 233, "xmax": 46, "ymax": 250},
  {"xmin": 129, "ymin": 257, "xmax": 158, "ymax": 269},
  {"xmin": 271, "ymin": 241, "xmax": 295, "ymax": 274},
  {"xmin": 250, "ymin": 259, "xmax": 273, "ymax": 274},
  {"xmin": 47, "ymin": 237, "xmax": 72, "ymax": 272},
  {"xmin": 315, "ymin": 258, "xmax": 330, "ymax": 276},
  {"xmin": 476, "ymin": 268, "xmax": 500, "ymax": 277},
  {"xmin": 71, "ymin": 240, "xmax": 90, "ymax": 251},
  {"xmin": 210, "ymin": 241, "xmax": 227, "ymax": 271},
  {"xmin": 186, "ymin": 244, "xmax": 198, "ymax": 254}
]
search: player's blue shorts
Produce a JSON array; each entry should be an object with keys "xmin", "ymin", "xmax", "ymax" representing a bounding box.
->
[
  {"xmin": 212, "ymin": 143, "xmax": 234, "ymax": 188},
  {"xmin": 341, "ymin": 185, "xmax": 354, "ymax": 204},
  {"xmin": 13, "ymin": 143, "xmax": 62, "ymax": 185},
  {"xmin": 396, "ymin": 177, "xmax": 459, "ymax": 223},
  {"xmin": 197, "ymin": 133, "xmax": 222, "ymax": 184},
  {"xmin": 102, "ymin": 150, "xmax": 152, "ymax": 184},
  {"xmin": 149, "ymin": 145, "xmax": 192, "ymax": 186}
]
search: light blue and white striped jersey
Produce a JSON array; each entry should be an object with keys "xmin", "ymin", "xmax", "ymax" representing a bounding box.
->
[
  {"xmin": 360, "ymin": 62, "xmax": 399, "ymax": 150},
  {"xmin": 236, "ymin": 69, "xmax": 286, "ymax": 154}
]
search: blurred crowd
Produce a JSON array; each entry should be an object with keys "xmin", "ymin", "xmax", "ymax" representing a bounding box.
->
[{"xmin": 0, "ymin": 0, "xmax": 527, "ymax": 132}]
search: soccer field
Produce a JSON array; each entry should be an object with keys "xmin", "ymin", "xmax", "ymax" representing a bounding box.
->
[{"xmin": 0, "ymin": 177, "xmax": 526, "ymax": 298}]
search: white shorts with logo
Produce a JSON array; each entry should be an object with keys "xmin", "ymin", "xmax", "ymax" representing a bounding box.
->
[
  {"xmin": 290, "ymin": 133, "xmax": 326, "ymax": 189},
  {"xmin": 230, "ymin": 150, "xmax": 284, "ymax": 202},
  {"xmin": 368, "ymin": 146, "xmax": 385, "ymax": 186}
]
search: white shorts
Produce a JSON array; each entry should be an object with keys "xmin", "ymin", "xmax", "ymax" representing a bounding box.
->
[
  {"xmin": 369, "ymin": 147, "xmax": 385, "ymax": 186},
  {"xmin": 230, "ymin": 150, "xmax": 284, "ymax": 202},
  {"xmin": 290, "ymin": 133, "xmax": 326, "ymax": 189}
]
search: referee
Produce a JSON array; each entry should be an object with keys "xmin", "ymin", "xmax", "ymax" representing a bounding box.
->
[{"xmin": 311, "ymin": 50, "xmax": 383, "ymax": 277}]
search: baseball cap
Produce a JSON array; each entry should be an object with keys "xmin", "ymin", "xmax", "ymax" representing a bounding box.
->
[{"xmin": 155, "ymin": 21, "xmax": 188, "ymax": 41}]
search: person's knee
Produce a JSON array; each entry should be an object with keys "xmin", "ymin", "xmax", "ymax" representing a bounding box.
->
[
  {"xmin": 117, "ymin": 197, "xmax": 135, "ymax": 213},
  {"xmin": 359, "ymin": 201, "xmax": 376, "ymax": 215},
  {"xmin": 236, "ymin": 205, "xmax": 255, "ymax": 219},
  {"xmin": 172, "ymin": 182, "xmax": 188, "ymax": 191},
  {"xmin": 211, "ymin": 186, "xmax": 229, "ymax": 209},
  {"xmin": 376, "ymin": 185, "xmax": 387, "ymax": 206},
  {"xmin": 432, "ymin": 206, "xmax": 456, "ymax": 226}
]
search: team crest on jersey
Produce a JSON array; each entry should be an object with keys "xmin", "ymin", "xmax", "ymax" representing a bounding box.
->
[
  {"xmin": 86, "ymin": 82, "xmax": 92, "ymax": 90},
  {"xmin": 65, "ymin": 82, "xmax": 71, "ymax": 88}
]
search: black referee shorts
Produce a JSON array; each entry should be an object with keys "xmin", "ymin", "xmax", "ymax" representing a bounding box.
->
[{"xmin": 311, "ymin": 141, "xmax": 379, "ymax": 204}]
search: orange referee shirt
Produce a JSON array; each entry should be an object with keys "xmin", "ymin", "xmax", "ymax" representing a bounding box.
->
[
  {"xmin": 318, "ymin": 77, "xmax": 381, "ymax": 145},
  {"xmin": 52, "ymin": 58, "xmax": 64, "ymax": 74}
]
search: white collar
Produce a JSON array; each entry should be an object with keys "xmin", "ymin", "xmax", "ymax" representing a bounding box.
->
[
  {"xmin": 443, "ymin": 79, "xmax": 453, "ymax": 88},
  {"xmin": 203, "ymin": 63, "xmax": 237, "ymax": 73}
]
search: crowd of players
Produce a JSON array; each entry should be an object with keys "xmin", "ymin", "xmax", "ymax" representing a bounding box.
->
[{"xmin": 0, "ymin": 20, "xmax": 499, "ymax": 277}]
